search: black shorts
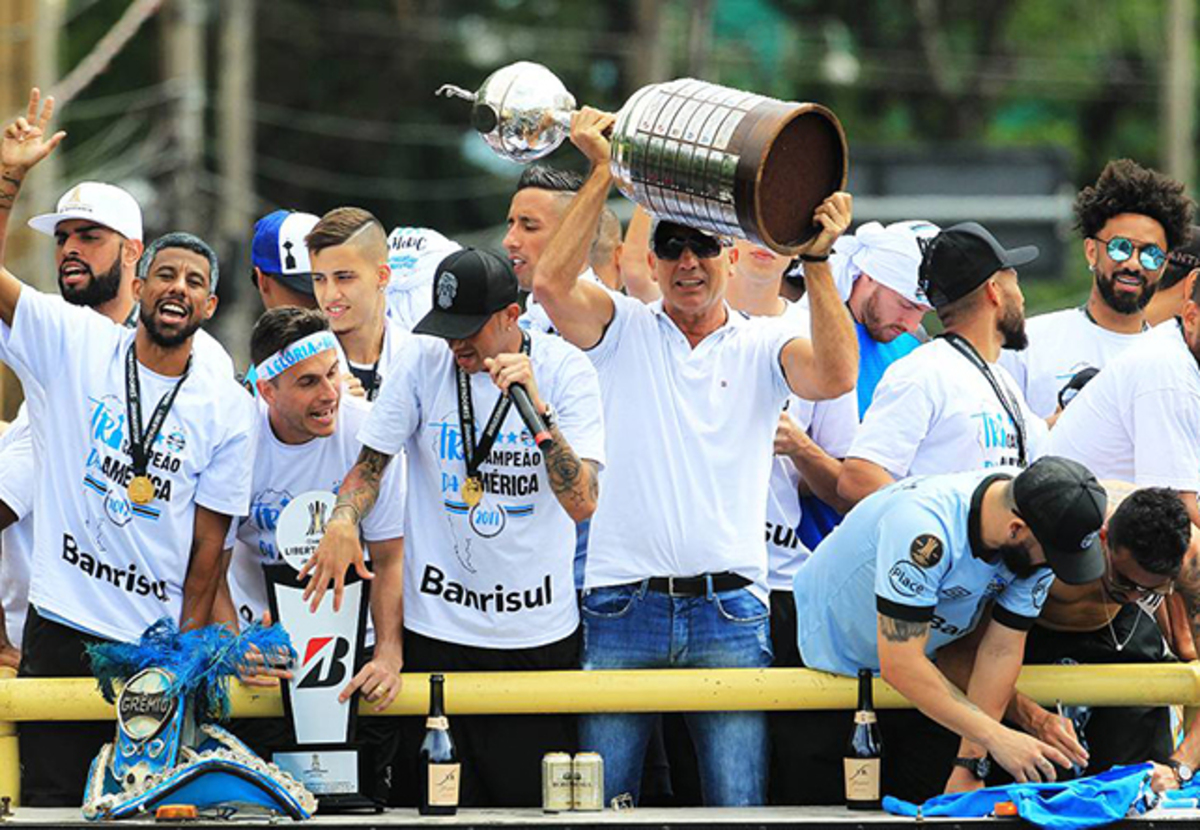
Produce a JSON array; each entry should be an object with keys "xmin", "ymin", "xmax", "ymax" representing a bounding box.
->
[
  {"xmin": 390, "ymin": 626, "xmax": 580, "ymax": 808},
  {"xmin": 18, "ymin": 607, "xmax": 114, "ymax": 806}
]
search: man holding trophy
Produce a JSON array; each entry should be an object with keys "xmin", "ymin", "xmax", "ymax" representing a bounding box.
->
[{"xmin": 531, "ymin": 102, "xmax": 858, "ymax": 805}]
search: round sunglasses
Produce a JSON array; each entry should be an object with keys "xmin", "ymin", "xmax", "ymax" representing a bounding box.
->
[{"xmin": 1092, "ymin": 235, "xmax": 1167, "ymax": 272}]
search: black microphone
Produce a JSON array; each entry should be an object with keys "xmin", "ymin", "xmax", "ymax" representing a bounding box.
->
[{"xmin": 509, "ymin": 382, "xmax": 554, "ymax": 451}]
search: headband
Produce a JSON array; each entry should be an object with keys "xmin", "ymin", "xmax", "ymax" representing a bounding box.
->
[{"xmin": 257, "ymin": 331, "xmax": 339, "ymax": 381}]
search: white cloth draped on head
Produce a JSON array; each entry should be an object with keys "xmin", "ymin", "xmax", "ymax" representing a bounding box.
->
[{"xmin": 826, "ymin": 220, "xmax": 941, "ymax": 306}]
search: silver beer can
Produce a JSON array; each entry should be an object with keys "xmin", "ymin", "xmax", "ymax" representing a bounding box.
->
[
  {"xmin": 572, "ymin": 752, "xmax": 604, "ymax": 811},
  {"xmin": 542, "ymin": 752, "xmax": 574, "ymax": 813}
]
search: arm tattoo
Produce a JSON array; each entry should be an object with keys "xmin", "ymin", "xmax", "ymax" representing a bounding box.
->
[
  {"xmin": 939, "ymin": 672, "xmax": 984, "ymax": 715},
  {"xmin": 879, "ymin": 615, "xmax": 930, "ymax": 643},
  {"xmin": 1177, "ymin": 554, "xmax": 1200, "ymax": 640},
  {"xmin": 332, "ymin": 446, "xmax": 392, "ymax": 527},
  {"xmin": 0, "ymin": 173, "xmax": 20, "ymax": 209},
  {"xmin": 543, "ymin": 424, "xmax": 598, "ymax": 514}
]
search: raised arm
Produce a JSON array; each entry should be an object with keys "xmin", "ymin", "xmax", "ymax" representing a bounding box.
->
[
  {"xmin": 299, "ymin": 446, "xmax": 392, "ymax": 612},
  {"xmin": 777, "ymin": 193, "xmax": 858, "ymax": 401},
  {"xmin": 0, "ymin": 89, "xmax": 66, "ymax": 326},
  {"xmin": 619, "ymin": 206, "xmax": 661, "ymax": 303},
  {"xmin": 531, "ymin": 107, "xmax": 617, "ymax": 350}
]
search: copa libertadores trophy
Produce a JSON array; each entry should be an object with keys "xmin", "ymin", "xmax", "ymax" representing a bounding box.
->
[
  {"xmin": 265, "ymin": 490, "xmax": 377, "ymax": 813},
  {"xmin": 437, "ymin": 61, "xmax": 848, "ymax": 254}
]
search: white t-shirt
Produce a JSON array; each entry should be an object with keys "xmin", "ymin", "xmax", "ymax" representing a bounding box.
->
[
  {"xmin": 1001, "ymin": 307, "xmax": 1148, "ymax": 418},
  {"xmin": 750, "ymin": 301, "xmax": 858, "ymax": 592},
  {"xmin": 1049, "ymin": 319, "xmax": 1200, "ymax": 490},
  {"xmin": 850, "ymin": 337, "xmax": 1048, "ymax": 480},
  {"xmin": 0, "ymin": 407, "xmax": 33, "ymax": 648},
  {"xmin": 385, "ymin": 227, "xmax": 461, "ymax": 332},
  {"xmin": 226, "ymin": 396, "xmax": 406, "ymax": 643},
  {"xmin": 359, "ymin": 331, "xmax": 605, "ymax": 649},
  {"xmin": 582, "ymin": 293, "xmax": 797, "ymax": 602},
  {"xmin": 0, "ymin": 288, "xmax": 256, "ymax": 642},
  {"xmin": 344, "ymin": 315, "xmax": 411, "ymax": 402}
]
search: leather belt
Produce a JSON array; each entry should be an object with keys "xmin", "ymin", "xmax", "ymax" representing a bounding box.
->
[{"xmin": 644, "ymin": 572, "xmax": 751, "ymax": 597}]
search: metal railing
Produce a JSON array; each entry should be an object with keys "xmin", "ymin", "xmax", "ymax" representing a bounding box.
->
[{"xmin": 2, "ymin": 663, "xmax": 1199, "ymax": 804}]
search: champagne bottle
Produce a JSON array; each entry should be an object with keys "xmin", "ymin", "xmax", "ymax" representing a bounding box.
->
[
  {"xmin": 844, "ymin": 668, "xmax": 882, "ymax": 810},
  {"xmin": 419, "ymin": 674, "xmax": 460, "ymax": 815}
]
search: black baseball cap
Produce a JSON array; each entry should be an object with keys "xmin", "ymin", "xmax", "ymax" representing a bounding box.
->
[
  {"xmin": 413, "ymin": 247, "xmax": 519, "ymax": 340},
  {"xmin": 918, "ymin": 221, "xmax": 1039, "ymax": 309},
  {"xmin": 1013, "ymin": 456, "xmax": 1107, "ymax": 585}
]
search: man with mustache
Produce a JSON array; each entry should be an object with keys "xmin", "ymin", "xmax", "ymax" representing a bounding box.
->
[
  {"xmin": 791, "ymin": 457, "xmax": 1104, "ymax": 803},
  {"xmin": 838, "ymin": 223, "xmax": 1048, "ymax": 505},
  {"xmin": 1002, "ymin": 160, "xmax": 1193, "ymax": 418},
  {"xmin": 1049, "ymin": 272, "xmax": 1200, "ymax": 528},
  {"xmin": 0, "ymin": 89, "xmax": 254, "ymax": 806}
]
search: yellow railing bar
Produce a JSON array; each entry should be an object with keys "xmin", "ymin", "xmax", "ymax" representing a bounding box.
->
[
  {"xmin": 0, "ymin": 663, "xmax": 1198, "ymax": 720},
  {"xmin": 2, "ymin": 663, "xmax": 1199, "ymax": 804}
]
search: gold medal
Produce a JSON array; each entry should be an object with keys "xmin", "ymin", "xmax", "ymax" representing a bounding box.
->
[
  {"xmin": 461, "ymin": 476, "xmax": 484, "ymax": 507},
  {"xmin": 128, "ymin": 475, "xmax": 155, "ymax": 505}
]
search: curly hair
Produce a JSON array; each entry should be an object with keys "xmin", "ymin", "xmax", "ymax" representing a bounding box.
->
[
  {"xmin": 1106, "ymin": 487, "xmax": 1191, "ymax": 578},
  {"xmin": 1073, "ymin": 159, "xmax": 1194, "ymax": 251}
]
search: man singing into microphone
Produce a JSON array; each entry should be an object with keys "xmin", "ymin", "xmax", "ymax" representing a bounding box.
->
[{"xmin": 303, "ymin": 247, "xmax": 605, "ymax": 806}]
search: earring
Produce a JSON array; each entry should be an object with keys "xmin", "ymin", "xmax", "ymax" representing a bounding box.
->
[{"xmin": 1010, "ymin": 529, "xmax": 1018, "ymax": 540}]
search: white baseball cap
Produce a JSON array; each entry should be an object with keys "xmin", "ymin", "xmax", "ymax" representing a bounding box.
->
[{"xmin": 27, "ymin": 181, "xmax": 143, "ymax": 242}]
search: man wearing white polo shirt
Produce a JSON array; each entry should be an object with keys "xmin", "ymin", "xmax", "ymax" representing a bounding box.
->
[
  {"xmin": 1050, "ymin": 274, "xmax": 1200, "ymax": 527},
  {"xmin": 531, "ymin": 107, "xmax": 857, "ymax": 807}
]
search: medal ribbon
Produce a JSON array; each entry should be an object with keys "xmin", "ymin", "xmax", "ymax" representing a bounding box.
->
[
  {"xmin": 125, "ymin": 342, "xmax": 192, "ymax": 483},
  {"xmin": 455, "ymin": 332, "xmax": 531, "ymax": 482},
  {"xmin": 938, "ymin": 333, "xmax": 1027, "ymax": 467}
]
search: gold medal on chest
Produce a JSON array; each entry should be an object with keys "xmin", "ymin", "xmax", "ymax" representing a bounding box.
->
[
  {"xmin": 128, "ymin": 475, "xmax": 155, "ymax": 505},
  {"xmin": 461, "ymin": 476, "xmax": 484, "ymax": 507}
]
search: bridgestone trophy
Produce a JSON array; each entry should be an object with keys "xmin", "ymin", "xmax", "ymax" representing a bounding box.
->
[{"xmin": 437, "ymin": 61, "xmax": 848, "ymax": 254}]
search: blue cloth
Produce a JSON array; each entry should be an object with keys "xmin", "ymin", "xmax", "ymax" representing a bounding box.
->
[
  {"xmin": 796, "ymin": 324, "xmax": 919, "ymax": 552},
  {"xmin": 578, "ymin": 582, "xmax": 771, "ymax": 806},
  {"xmin": 856, "ymin": 324, "xmax": 920, "ymax": 418},
  {"xmin": 793, "ymin": 469, "xmax": 1052, "ymax": 676},
  {"xmin": 884, "ymin": 763, "xmax": 1153, "ymax": 829}
]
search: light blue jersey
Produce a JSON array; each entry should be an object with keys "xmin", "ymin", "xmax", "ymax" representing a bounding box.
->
[{"xmin": 793, "ymin": 468, "xmax": 1053, "ymax": 677}]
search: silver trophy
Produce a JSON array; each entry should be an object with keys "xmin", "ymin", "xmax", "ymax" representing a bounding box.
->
[{"xmin": 437, "ymin": 62, "xmax": 848, "ymax": 254}]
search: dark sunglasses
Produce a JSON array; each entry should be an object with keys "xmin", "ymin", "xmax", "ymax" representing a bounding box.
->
[
  {"xmin": 1093, "ymin": 235, "xmax": 1167, "ymax": 272},
  {"xmin": 654, "ymin": 231, "xmax": 724, "ymax": 261},
  {"xmin": 1105, "ymin": 548, "xmax": 1173, "ymax": 597}
]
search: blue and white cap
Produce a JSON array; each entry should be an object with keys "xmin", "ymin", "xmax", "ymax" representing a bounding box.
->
[{"xmin": 251, "ymin": 210, "xmax": 320, "ymax": 296}]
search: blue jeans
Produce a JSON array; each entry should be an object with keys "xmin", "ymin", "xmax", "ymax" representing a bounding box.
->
[{"xmin": 579, "ymin": 580, "xmax": 772, "ymax": 806}]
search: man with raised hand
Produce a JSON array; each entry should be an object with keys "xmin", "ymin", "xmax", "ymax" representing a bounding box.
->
[
  {"xmin": 220, "ymin": 307, "xmax": 406, "ymax": 800},
  {"xmin": 303, "ymin": 247, "xmax": 604, "ymax": 806},
  {"xmin": 531, "ymin": 106, "xmax": 857, "ymax": 807},
  {"xmin": 0, "ymin": 206, "xmax": 252, "ymax": 808},
  {"xmin": 1002, "ymin": 160, "xmax": 1193, "ymax": 417}
]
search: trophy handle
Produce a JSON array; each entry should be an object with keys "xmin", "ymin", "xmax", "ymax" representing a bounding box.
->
[{"xmin": 435, "ymin": 84, "xmax": 477, "ymax": 103}]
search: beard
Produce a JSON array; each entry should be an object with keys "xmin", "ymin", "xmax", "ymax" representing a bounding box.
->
[
  {"xmin": 1096, "ymin": 266, "xmax": 1156, "ymax": 314},
  {"xmin": 998, "ymin": 302, "xmax": 1028, "ymax": 350},
  {"xmin": 59, "ymin": 250, "xmax": 122, "ymax": 308},
  {"xmin": 999, "ymin": 542, "xmax": 1042, "ymax": 579},
  {"xmin": 862, "ymin": 292, "xmax": 902, "ymax": 343},
  {"xmin": 139, "ymin": 301, "xmax": 202, "ymax": 348}
]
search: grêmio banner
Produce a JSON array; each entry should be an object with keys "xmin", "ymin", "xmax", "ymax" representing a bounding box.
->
[{"xmin": 264, "ymin": 490, "xmax": 379, "ymax": 813}]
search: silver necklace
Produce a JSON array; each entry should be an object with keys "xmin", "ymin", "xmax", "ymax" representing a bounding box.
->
[{"xmin": 1105, "ymin": 607, "xmax": 1139, "ymax": 652}]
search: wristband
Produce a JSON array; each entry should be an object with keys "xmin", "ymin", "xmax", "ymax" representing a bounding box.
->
[{"xmin": 799, "ymin": 252, "xmax": 829, "ymax": 263}]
